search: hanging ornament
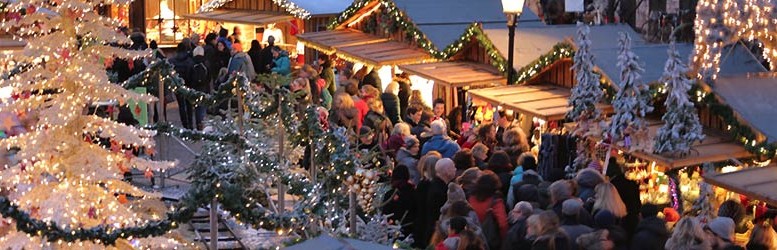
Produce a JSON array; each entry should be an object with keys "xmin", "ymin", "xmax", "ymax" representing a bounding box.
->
[
  {"xmin": 345, "ymin": 168, "xmax": 380, "ymax": 213},
  {"xmin": 144, "ymin": 168, "xmax": 153, "ymax": 179},
  {"xmin": 87, "ymin": 206, "xmax": 97, "ymax": 219},
  {"xmin": 117, "ymin": 194, "xmax": 128, "ymax": 204}
]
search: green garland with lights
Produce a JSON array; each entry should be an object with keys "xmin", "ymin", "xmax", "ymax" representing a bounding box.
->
[
  {"xmin": 439, "ymin": 23, "xmax": 511, "ymax": 76},
  {"xmin": 515, "ymin": 43, "xmax": 575, "ymax": 84}
]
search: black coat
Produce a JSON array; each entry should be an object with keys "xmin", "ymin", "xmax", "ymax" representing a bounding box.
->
[
  {"xmin": 380, "ymin": 93, "xmax": 401, "ymax": 125},
  {"xmin": 361, "ymin": 70, "xmax": 382, "ymax": 90},
  {"xmin": 630, "ymin": 216, "xmax": 669, "ymax": 250},
  {"xmin": 247, "ymin": 47, "xmax": 262, "ymax": 74},
  {"xmin": 502, "ymin": 218, "xmax": 532, "ymax": 250},
  {"xmin": 168, "ymin": 52, "xmax": 194, "ymax": 85},
  {"xmin": 610, "ymin": 174, "xmax": 642, "ymax": 236},
  {"xmin": 398, "ymin": 81, "xmax": 410, "ymax": 118},
  {"xmin": 529, "ymin": 232, "xmax": 571, "ymax": 250},
  {"xmin": 257, "ymin": 45, "xmax": 274, "ymax": 74},
  {"xmin": 413, "ymin": 178, "xmax": 448, "ymax": 248},
  {"xmin": 203, "ymin": 44, "xmax": 219, "ymax": 82},
  {"xmin": 382, "ymin": 182, "xmax": 416, "ymax": 236}
]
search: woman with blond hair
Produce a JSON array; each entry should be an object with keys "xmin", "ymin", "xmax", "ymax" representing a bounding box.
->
[
  {"xmin": 384, "ymin": 122, "xmax": 411, "ymax": 156},
  {"xmin": 526, "ymin": 211, "xmax": 570, "ymax": 250},
  {"xmin": 329, "ymin": 92, "xmax": 357, "ymax": 131},
  {"xmin": 747, "ymin": 223, "xmax": 777, "ymax": 250},
  {"xmin": 592, "ymin": 182, "xmax": 628, "ymax": 219},
  {"xmin": 665, "ymin": 217, "xmax": 711, "ymax": 250},
  {"xmin": 381, "ymin": 81, "xmax": 402, "ymax": 124}
]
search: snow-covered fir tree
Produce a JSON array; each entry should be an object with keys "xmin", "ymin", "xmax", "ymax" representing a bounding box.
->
[
  {"xmin": 654, "ymin": 41, "xmax": 705, "ymax": 156},
  {"xmin": 568, "ymin": 24, "xmax": 604, "ymax": 170},
  {"xmin": 608, "ymin": 32, "xmax": 654, "ymax": 146}
]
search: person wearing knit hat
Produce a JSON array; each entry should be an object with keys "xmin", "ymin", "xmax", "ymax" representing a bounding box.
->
[
  {"xmin": 561, "ymin": 199, "xmax": 593, "ymax": 250},
  {"xmin": 440, "ymin": 182, "xmax": 466, "ymax": 215},
  {"xmin": 705, "ymin": 217, "xmax": 738, "ymax": 249}
]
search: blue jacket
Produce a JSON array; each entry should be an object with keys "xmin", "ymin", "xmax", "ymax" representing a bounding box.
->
[
  {"xmin": 271, "ymin": 51, "xmax": 291, "ymax": 76},
  {"xmin": 510, "ymin": 166, "xmax": 525, "ymax": 185},
  {"xmin": 421, "ymin": 135, "xmax": 460, "ymax": 158}
]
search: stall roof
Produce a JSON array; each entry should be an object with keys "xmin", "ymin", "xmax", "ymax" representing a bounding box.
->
[
  {"xmin": 399, "ymin": 61, "xmax": 507, "ymax": 88},
  {"xmin": 336, "ymin": 39, "xmax": 434, "ymax": 67},
  {"xmin": 612, "ymin": 119, "xmax": 751, "ymax": 170},
  {"xmin": 468, "ymin": 84, "xmax": 613, "ymax": 121},
  {"xmin": 704, "ymin": 165, "xmax": 777, "ymax": 206},
  {"xmin": 183, "ymin": 10, "xmax": 294, "ymax": 26},
  {"xmin": 296, "ymin": 29, "xmax": 390, "ymax": 54},
  {"xmin": 483, "ymin": 24, "xmax": 641, "ymax": 71},
  {"xmin": 392, "ymin": 0, "xmax": 543, "ymax": 49},
  {"xmin": 197, "ymin": 0, "xmax": 352, "ymax": 16},
  {"xmin": 593, "ymin": 42, "xmax": 764, "ymax": 85},
  {"xmin": 715, "ymin": 73, "xmax": 777, "ymax": 143},
  {"xmin": 284, "ymin": 234, "xmax": 394, "ymax": 250}
]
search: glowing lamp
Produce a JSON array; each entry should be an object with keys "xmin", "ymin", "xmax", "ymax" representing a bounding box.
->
[{"xmin": 501, "ymin": 0, "xmax": 525, "ymax": 15}]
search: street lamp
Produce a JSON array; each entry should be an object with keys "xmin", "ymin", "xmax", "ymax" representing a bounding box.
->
[{"xmin": 502, "ymin": 0, "xmax": 525, "ymax": 84}]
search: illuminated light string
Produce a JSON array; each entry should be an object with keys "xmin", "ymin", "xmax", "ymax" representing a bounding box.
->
[{"xmin": 197, "ymin": 0, "xmax": 311, "ymax": 19}]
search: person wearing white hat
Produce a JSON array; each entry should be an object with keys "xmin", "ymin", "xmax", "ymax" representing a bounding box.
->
[{"xmin": 704, "ymin": 216, "xmax": 742, "ymax": 250}]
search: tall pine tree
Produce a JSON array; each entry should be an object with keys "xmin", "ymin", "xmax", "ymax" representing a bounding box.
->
[
  {"xmin": 608, "ymin": 32, "xmax": 653, "ymax": 147},
  {"xmin": 654, "ymin": 41, "xmax": 705, "ymax": 156},
  {"xmin": 568, "ymin": 24, "xmax": 603, "ymax": 170}
]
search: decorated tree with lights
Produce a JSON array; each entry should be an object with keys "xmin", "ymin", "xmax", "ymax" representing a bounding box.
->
[
  {"xmin": 607, "ymin": 32, "xmax": 654, "ymax": 150},
  {"xmin": 654, "ymin": 41, "xmax": 705, "ymax": 156},
  {"xmin": 0, "ymin": 0, "xmax": 186, "ymax": 248},
  {"xmin": 568, "ymin": 24, "xmax": 604, "ymax": 170}
]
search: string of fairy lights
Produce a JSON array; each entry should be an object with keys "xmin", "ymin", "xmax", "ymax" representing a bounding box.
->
[{"xmin": 197, "ymin": 0, "xmax": 312, "ymax": 19}]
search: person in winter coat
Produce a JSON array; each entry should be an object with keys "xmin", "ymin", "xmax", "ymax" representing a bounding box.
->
[
  {"xmin": 576, "ymin": 229, "xmax": 616, "ymax": 250},
  {"xmin": 705, "ymin": 217, "xmax": 742, "ymax": 250},
  {"xmin": 168, "ymin": 43, "xmax": 195, "ymax": 129},
  {"xmin": 215, "ymin": 40, "xmax": 231, "ymax": 84},
  {"xmin": 593, "ymin": 210, "xmax": 630, "ymax": 250},
  {"xmin": 452, "ymin": 149, "xmax": 475, "ymax": 176},
  {"xmin": 411, "ymin": 110, "xmax": 433, "ymax": 143},
  {"xmin": 384, "ymin": 123, "xmax": 410, "ymax": 157},
  {"xmin": 717, "ymin": 199, "xmax": 749, "ymax": 234},
  {"xmin": 560, "ymin": 199, "xmax": 593, "ymax": 250},
  {"xmin": 526, "ymin": 211, "xmax": 571, "ymax": 250},
  {"xmin": 432, "ymin": 191, "xmax": 484, "ymax": 247},
  {"xmin": 456, "ymin": 167, "xmax": 481, "ymax": 196},
  {"xmin": 503, "ymin": 201, "xmax": 535, "ymax": 250},
  {"xmin": 344, "ymin": 80, "xmax": 368, "ymax": 130},
  {"xmin": 471, "ymin": 143, "xmax": 489, "ymax": 170},
  {"xmin": 404, "ymin": 105, "xmax": 422, "ymax": 128},
  {"xmin": 190, "ymin": 46, "xmax": 210, "ymax": 130},
  {"xmin": 318, "ymin": 54, "xmax": 336, "ymax": 94},
  {"xmin": 435, "ymin": 216, "xmax": 467, "ymax": 250},
  {"xmin": 382, "ymin": 165, "xmax": 416, "ymax": 237},
  {"xmin": 257, "ymin": 36, "xmax": 275, "ymax": 74},
  {"xmin": 488, "ymin": 150, "xmax": 513, "ymax": 196},
  {"xmin": 270, "ymin": 46, "xmax": 291, "ymax": 76},
  {"xmin": 217, "ymin": 28, "xmax": 232, "ymax": 50},
  {"xmin": 361, "ymin": 68, "xmax": 382, "ymax": 90},
  {"xmin": 226, "ymin": 43, "xmax": 257, "ymax": 82},
  {"xmin": 414, "ymin": 156, "xmax": 454, "ymax": 248},
  {"xmin": 665, "ymin": 217, "xmax": 711, "ymax": 250},
  {"xmin": 203, "ymin": 33, "xmax": 220, "ymax": 84},
  {"xmin": 468, "ymin": 170, "xmax": 509, "ymax": 248},
  {"xmin": 630, "ymin": 204, "xmax": 669, "ymax": 250},
  {"xmin": 746, "ymin": 223, "xmax": 777, "ymax": 250},
  {"xmin": 510, "ymin": 153, "xmax": 538, "ymax": 185},
  {"xmin": 501, "ymin": 127, "xmax": 530, "ymax": 167},
  {"xmin": 396, "ymin": 74, "xmax": 411, "ymax": 119},
  {"xmin": 605, "ymin": 158, "xmax": 641, "ymax": 236},
  {"xmin": 247, "ymin": 40, "xmax": 262, "ymax": 74},
  {"xmin": 576, "ymin": 168, "xmax": 606, "ymax": 203},
  {"xmin": 421, "ymin": 120, "xmax": 461, "ymax": 158},
  {"xmin": 395, "ymin": 136, "xmax": 420, "ymax": 184},
  {"xmin": 380, "ymin": 81, "xmax": 402, "ymax": 125},
  {"xmin": 329, "ymin": 92, "xmax": 358, "ymax": 132}
]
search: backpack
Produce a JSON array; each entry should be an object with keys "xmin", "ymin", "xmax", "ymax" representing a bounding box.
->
[
  {"xmin": 481, "ymin": 197, "xmax": 501, "ymax": 249},
  {"xmin": 190, "ymin": 62, "xmax": 209, "ymax": 91}
]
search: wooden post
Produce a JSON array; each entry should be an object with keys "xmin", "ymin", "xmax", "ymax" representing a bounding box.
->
[
  {"xmin": 209, "ymin": 197, "xmax": 218, "ymax": 250},
  {"xmin": 349, "ymin": 191, "xmax": 357, "ymax": 236},
  {"xmin": 157, "ymin": 72, "xmax": 166, "ymax": 189},
  {"xmin": 277, "ymin": 93, "xmax": 286, "ymax": 212}
]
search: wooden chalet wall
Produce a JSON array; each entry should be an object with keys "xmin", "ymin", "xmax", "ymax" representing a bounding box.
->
[
  {"xmin": 526, "ymin": 59, "xmax": 575, "ymax": 87},
  {"xmin": 451, "ymin": 37, "xmax": 495, "ymax": 66},
  {"xmin": 346, "ymin": 3, "xmax": 417, "ymax": 47},
  {"xmin": 222, "ymin": 0, "xmax": 284, "ymax": 11},
  {"xmin": 304, "ymin": 16, "xmax": 334, "ymax": 64}
]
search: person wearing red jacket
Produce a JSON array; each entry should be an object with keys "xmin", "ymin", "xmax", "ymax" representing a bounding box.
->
[{"xmin": 467, "ymin": 170, "xmax": 508, "ymax": 248}]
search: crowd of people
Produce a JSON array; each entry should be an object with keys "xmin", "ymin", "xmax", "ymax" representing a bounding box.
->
[{"xmin": 108, "ymin": 28, "xmax": 777, "ymax": 250}]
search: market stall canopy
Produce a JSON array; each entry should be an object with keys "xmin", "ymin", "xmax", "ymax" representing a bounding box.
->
[
  {"xmin": 704, "ymin": 165, "xmax": 777, "ymax": 206},
  {"xmin": 197, "ymin": 0, "xmax": 353, "ymax": 17},
  {"xmin": 715, "ymin": 73, "xmax": 777, "ymax": 143},
  {"xmin": 183, "ymin": 10, "xmax": 294, "ymax": 26},
  {"xmin": 283, "ymin": 234, "xmax": 394, "ymax": 250},
  {"xmin": 296, "ymin": 29, "xmax": 390, "ymax": 54},
  {"xmin": 483, "ymin": 24, "xmax": 641, "ymax": 73},
  {"xmin": 392, "ymin": 0, "xmax": 542, "ymax": 50},
  {"xmin": 298, "ymin": 29, "xmax": 433, "ymax": 67},
  {"xmin": 467, "ymin": 84, "xmax": 613, "ymax": 121},
  {"xmin": 398, "ymin": 61, "xmax": 507, "ymax": 88},
  {"xmin": 614, "ymin": 119, "xmax": 751, "ymax": 170}
]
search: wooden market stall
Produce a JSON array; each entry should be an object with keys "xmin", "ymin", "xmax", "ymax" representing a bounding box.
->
[{"xmin": 704, "ymin": 165, "xmax": 777, "ymax": 206}]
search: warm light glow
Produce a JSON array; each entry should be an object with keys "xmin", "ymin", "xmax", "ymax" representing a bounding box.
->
[
  {"xmin": 501, "ymin": 0, "xmax": 526, "ymax": 15},
  {"xmin": 408, "ymin": 75, "xmax": 434, "ymax": 108}
]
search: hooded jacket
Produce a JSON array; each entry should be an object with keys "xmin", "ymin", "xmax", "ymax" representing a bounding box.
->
[
  {"xmin": 227, "ymin": 52, "xmax": 257, "ymax": 81},
  {"xmin": 168, "ymin": 52, "xmax": 194, "ymax": 85},
  {"xmin": 271, "ymin": 50, "xmax": 291, "ymax": 76},
  {"xmin": 630, "ymin": 216, "xmax": 669, "ymax": 250},
  {"xmin": 421, "ymin": 135, "xmax": 461, "ymax": 159}
]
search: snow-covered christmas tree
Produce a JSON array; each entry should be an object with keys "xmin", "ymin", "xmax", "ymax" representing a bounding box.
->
[
  {"xmin": 568, "ymin": 24, "xmax": 604, "ymax": 170},
  {"xmin": 608, "ymin": 32, "xmax": 653, "ymax": 150},
  {"xmin": 0, "ymin": 0, "xmax": 183, "ymax": 248},
  {"xmin": 654, "ymin": 41, "xmax": 705, "ymax": 156}
]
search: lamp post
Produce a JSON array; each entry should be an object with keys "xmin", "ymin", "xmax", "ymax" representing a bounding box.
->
[{"xmin": 502, "ymin": 0, "xmax": 525, "ymax": 84}]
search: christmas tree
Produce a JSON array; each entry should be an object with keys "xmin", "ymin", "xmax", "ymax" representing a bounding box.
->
[
  {"xmin": 0, "ymin": 0, "xmax": 183, "ymax": 247},
  {"xmin": 654, "ymin": 41, "xmax": 705, "ymax": 156},
  {"xmin": 568, "ymin": 24, "xmax": 604, "ymax": 170},
  {"xmin": 608, "ymin": 32, "xmax": 653, "ymax": 149}
]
